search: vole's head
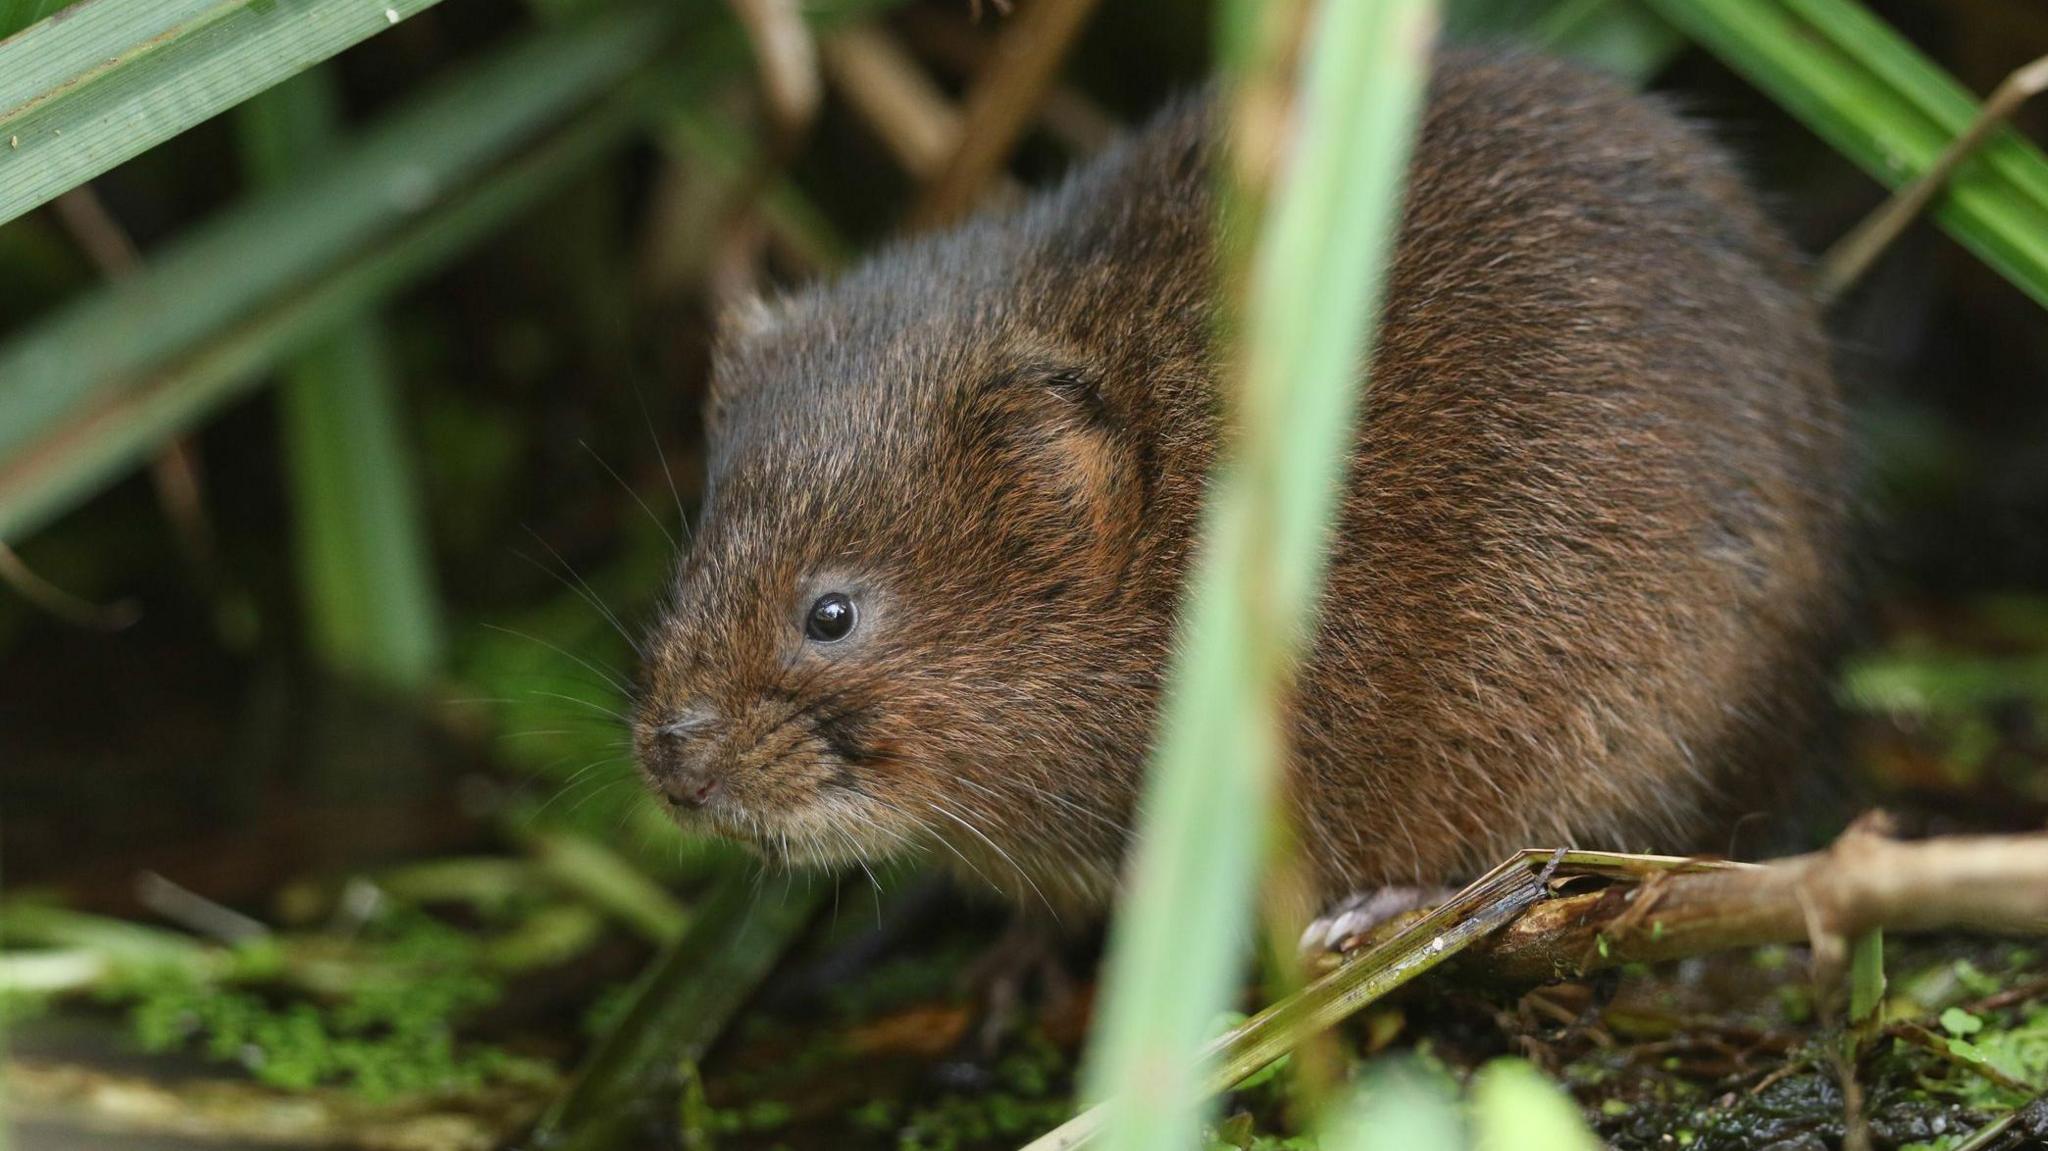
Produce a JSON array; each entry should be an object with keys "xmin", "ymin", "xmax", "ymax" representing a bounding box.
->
[
  {"xmin": 631, "ymin": 231, "xmax": 1195, "ymax": 898},
  {"xmin": 633, "ymin": 108, "xmax": 1218, "ymax": 901}
]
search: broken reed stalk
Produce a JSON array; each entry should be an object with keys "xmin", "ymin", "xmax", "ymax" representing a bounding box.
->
[
  {"xmin": 1466, "ymin": 831, "xmax": 2048, "ymax": 983},
  {"xmin": 1815, "ymin": 51, "xmax": 2048, "ymax": 306},
  {"xmin": 910, "ymin": 0, "xmax": 1103, "ymax": 229},
  {"xmin": 1024, "ymin": 852, "xmax": 1558, "ymax": 1151},
  {"xmin": 1018, "ymin": 829, "xmax": 2048, "ymax": 1151}
]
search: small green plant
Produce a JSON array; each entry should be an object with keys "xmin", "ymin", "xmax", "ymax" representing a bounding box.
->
[{"xmin": 100, "ymin": 904, "xmax": 552, "ymax": 1101}]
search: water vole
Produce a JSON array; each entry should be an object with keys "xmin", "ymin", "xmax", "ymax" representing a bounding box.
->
[{"xmin": 632, "ymin": 50, "xmax": 1849, "ymax": 915}]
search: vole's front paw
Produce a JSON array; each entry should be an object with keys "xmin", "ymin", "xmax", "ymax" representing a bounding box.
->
[
  {"xmin": 953, "ymin": 914, "xmax": 1075, "ymax": 1058},
  {"xmin": 1300, "ymin": 885, "xmax": 1455, "ymax": 956}
]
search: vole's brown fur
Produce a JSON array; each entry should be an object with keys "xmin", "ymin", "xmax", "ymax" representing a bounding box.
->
[{"xmin": 634, "ymin": 51, "xmax": 1848, "ymax": 914}]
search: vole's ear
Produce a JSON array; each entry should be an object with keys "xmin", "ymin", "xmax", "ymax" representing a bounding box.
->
[
  {"xmin": 705, "ymin": 293, "xmax": 784, "ymax": 435},
  {"xmin": 717, "ymin": 292, "xmax": 783, "ymax": 344},
  {"xmin": 1040, "ymin": 367, "xmax": 1115, "ymax": 431}
]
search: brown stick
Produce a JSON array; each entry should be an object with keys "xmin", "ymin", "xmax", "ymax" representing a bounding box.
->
[
  {"xmin": 1815, "ymin": 52, "xmax": 2048, "ymax": 305},
  {"xmin": 47, "ymin": 187, "xmax": 217, "ymax": 591},
  {"xmin": 0, "ymin": 542, "xmax": 138, "ymax": 630},
  {"xmin": 909, "ymin": 0, "xmax": 1104, "ymax": 230},
  {"xmin": 894, "ymin": 7, "xmax": 1117, "ymax": 154},
  {"xmin": 724, "ymin": 0, "xmax": 821, "ymax": 142},
  {"xmin": 1465, "ymin": 831, "xmax": 2048, "ymax": 984},
  {"xmin": 822, "ymin": 25, "xmax": 968, "ymax": 180}
]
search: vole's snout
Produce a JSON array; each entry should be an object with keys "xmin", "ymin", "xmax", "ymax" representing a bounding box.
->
[{"xmin": 644, "ymin": 710, "xmax": 720, "ymax": 809}]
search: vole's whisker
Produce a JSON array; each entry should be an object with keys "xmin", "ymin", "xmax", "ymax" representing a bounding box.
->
[
  {"xmin": 514, "ymin": 532, "xmax": 643, "ymax": 657},
  {"xmin": 566, "ymin": 776, "xmax": 635, "ymax": 816},
  {"xmin": 867, "ymin": 794, "xmax": 1005, "ymax": 901},
  {"xmin": 632, "ymin": 384, "xmax": 693, "ymax": 549},
  {"xmin": 523, "ymin": 689, "xmax": 630, "ymax": 724},
  {"xmin": 581, "ymin": 438, "xmax": 676, "ymax": 550},
  {"xmin": 480, "ymin": 623, "xmax": 635, "ymax": 698},
  {"xmin": 534, "ymin": 760, "xmax": 631, "ymax": 817},
  {"xmin": 925, "ymin": 800, "xmax": 1058, "ymax": 922}
]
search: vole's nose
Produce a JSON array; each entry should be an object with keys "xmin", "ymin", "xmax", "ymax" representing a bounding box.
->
[{"xmin": 648, "ymin": 712, "xmax": 720, "ymax": 809}]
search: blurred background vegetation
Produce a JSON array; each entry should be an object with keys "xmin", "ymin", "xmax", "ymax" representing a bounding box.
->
[{"xmin": 3, "ymin": 0, "xmax": 2048, "ymax": 1149}]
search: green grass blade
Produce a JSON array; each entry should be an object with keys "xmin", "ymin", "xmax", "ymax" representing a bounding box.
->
[
  {"xmin": 240, "ymin": 70, "xmax": 443, "ymax": 689},
  {"xmin": 0, "ymin": 4, "xmax": 672, "ymax": 468},
  {"xmin": 1642, "ymin": 0, "xmax": 2048, "ymax": 309},
  {"xmin": 0, "ymin": 0, "xmax": 450, "ymax": 229},
  {"xmin": 0, "ymin": 0, "xmax": 65, "ymax": 39},
  {"xmin": 1074, "ymin": 3, "xmax": 1437, "ymax": 1150},
  {"xmin": 0, "ymin": 70, "xmax": 652, "ymax": 543},
  {"xmin": 0, "ymin": 4, "xmax": 675, "ymax": 543},
  {"xmin": 0, "ymin": 0, "xmax": 905, "ymax": 546},
  {"xmin": 531, "ymin": 872, "xmax": 822, "ymax": 1145}
]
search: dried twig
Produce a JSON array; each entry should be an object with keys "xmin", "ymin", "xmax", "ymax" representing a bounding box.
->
[
  {"xmin": 896, "ymin": 7, "xmax": 1117, "ymax": 154},
  {"xmin": 1968, "ymin": 975, "xmax": 2048, "ymax": 1015},
  {"xmin": 724, "ymin": 0, "xmax": 821, "ymax": 142},
  {"xmin": 0, "ymin": 541, "xmax": 137, "ymax": 630},
  {"xmin": 48, "ymin": 185, "xmax": 217, "ymax": 584},
  {"xmin": 1021, "ymin": 830, "xmax": 2048, "ymax": 1151},
  {"xmin": 704, "ymin": 0, "xmax": 825, "ymax": 308},
  {"xmin": 910, "ymin": 0, "xmax": 1105, "ymax": 229},
  {"xmin": 1020, "ymin": 852, "xmax": 1555, "ymax": 1151},
  {"xmin": 1464, "ymin": 830, "xmax": 2048, "ymax": 983},
  {"xmin": 1815, "ymin": 52, "xmax": 2048, "ymax": 305},
  {"xmin": 822, "ymin": 25, "xmax": 969, "ymax": 180},
  {"xmin": 5, "ymin": 1060, "xmax": 549, "ymax": 1146}
]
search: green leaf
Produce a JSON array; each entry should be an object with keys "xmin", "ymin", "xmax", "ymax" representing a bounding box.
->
[
  {"xmin": 1641, "ymin": 0, "xmax": 2048, "ymax": 309},
  {"xmin": 1322, "ymin": 1061, "xmax": 1464, "ymax": 1151},
  {"xmin": 0, "ymin": 0, "xmax": 458, "ymax": 229},
  {"xmin": 0, "ymin": 0, "xmax": 68, "ymax": 40},
  {"xmin": 0, "ymin": 0, "xmax": 905, "ymax": 545},
  {"xmin": 1942, "ymin": 1007, "xmax": 1985, "ymax": 1037},
  {"xmin": 1470, "ymin": 1059, "xmax": 1601, "ymax": 1151},
  {"xmin": 239, "ymin": 71, "xmax": 444, "ymax": 689},
  {"xmin": 1077, "ymin": 3, "xmax": 1439, "ymax": 1150},
  {"xmin": 0, "ymin": 5, "xmax": 675, "ymax": 543}
]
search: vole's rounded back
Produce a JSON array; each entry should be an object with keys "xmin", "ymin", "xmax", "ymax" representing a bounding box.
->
[{"xmin": 634, "ymin": 50, "xmax": 1848, "ymax": 910}]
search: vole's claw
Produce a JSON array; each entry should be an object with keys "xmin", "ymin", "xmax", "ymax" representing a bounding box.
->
[{"xmin": 1302, "ymin": 885, "xmax": 1455, "ymax": 956}]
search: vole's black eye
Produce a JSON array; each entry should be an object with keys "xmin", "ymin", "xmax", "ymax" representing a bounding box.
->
[{"xmin": 805, "ymin": 592, "xmax": 856, "ymax": 642}]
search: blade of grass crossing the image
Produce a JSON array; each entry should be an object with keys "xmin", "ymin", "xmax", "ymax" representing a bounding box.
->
[
  {"xmin": 1641, "ymin": 0, "xmax": 2048, "ymax": 309},
  {"xmin": 0, "ymin": 75, "xmax": 653, "ymax": 543},
  {"xmin": 0, "ymin": 0, "xmax": 64, "ymax": 39},
  {"xmin": 0, "ymin": 0, "xmax": 450, "ymax": 229},
  {"xmin": 239, "ymin": 71, "xmax": 443, "ymax": 690},
  {"xmin": 0, "ymin": 4, "xmax": 676, "ymax": 476},
  {"xmin": 1073, "ymin": 3, "xmax": 1438, "ymax": 1150},
  {"xmin": 531, "ymin": 872, "xmax": 823, "ymax": 1148},
  {"xmin": 0, "ymin": 0, "xmax": 908, "ymax": 547}
]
